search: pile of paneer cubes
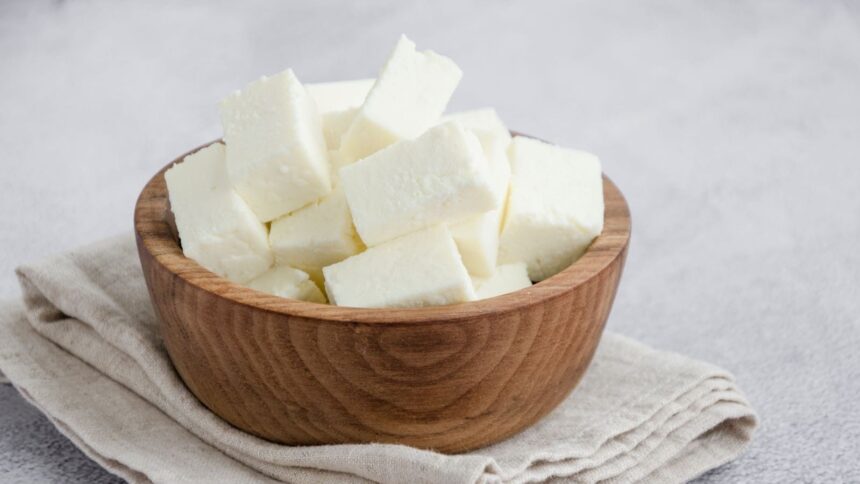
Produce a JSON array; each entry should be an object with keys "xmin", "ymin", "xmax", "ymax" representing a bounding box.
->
[{"xmin": 165, "ymin": 36, "xmax": 604, "ymax": 308}]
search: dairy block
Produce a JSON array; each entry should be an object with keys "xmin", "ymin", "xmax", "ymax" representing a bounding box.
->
[
  {"xmin": 220, "ymin": 69, "xmax": 331, "ymax": 222},
  {"xmin": 339, "ymin": 35, "xmax": 462, "ymax": 163},
  {"xmin": 164, "ymin": 143, "xmax": 273, "ymax": 283},
  {"xmin": 340, "ymin": 122, "xmax": 498, "ymax": 247},
  {"xmin": 499, "ymin": 136, "xmax": 604, "ymax": 281},
  {"xmin": 323, "ymin": 226, "xmax": 475, "ymax": 308}
]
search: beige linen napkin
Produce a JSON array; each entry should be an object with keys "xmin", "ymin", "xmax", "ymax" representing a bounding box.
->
[{"xmin": 0, "ymin": 235, "xmax": 756, "ymax": 484}]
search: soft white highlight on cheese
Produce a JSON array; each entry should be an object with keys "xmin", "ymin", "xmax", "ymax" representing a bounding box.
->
[
  {"xmin": 339, "ymin": 35, "xmax": 462, "ymax": 163},
  {"xmin": 269, "ymin": 187, "xmax": 364, "ymax": 286},
  {"xmin": 164, "ymin": 143, "xmax": 273, "ymax": 283},
  {"xmin": 306, "ymin": 79, "xmax": 374, "ymax": 113},
  {"xmin": 499, "ymin": 136, "xmax": 604, "ymax": 281},
  {"xmin": 220, "ymin": 69, "xmax": 331, "ymax": 222},
  {"xmin": 247, "ymin": 265, "xmax": 327, "ymax": 303},
  {"xmin": 340, "ymin": 121, "xmax": 499, "ymax": 247},
  {"xmin": 323, "ymin": 226, "xmax": 475, "ymax": 308},
  {"xmin": 471, "ymin": 262, "xmax": 532, "ymax": 299}
]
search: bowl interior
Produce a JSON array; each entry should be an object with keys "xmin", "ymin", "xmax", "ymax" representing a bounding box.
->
[{"xmin": 134, "ymin": 140, "xmax": 631, "ymax": 324}]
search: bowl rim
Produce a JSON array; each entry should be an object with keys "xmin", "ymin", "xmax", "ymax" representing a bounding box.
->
[{"xmin": 134, "ymin": 138, "xmax": 631, "ymax": 325}]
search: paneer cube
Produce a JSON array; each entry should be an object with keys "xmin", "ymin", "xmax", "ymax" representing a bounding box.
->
[
  {"xmin": 340, "ymin": 121, "xmax": 498, "ymax": 247},
  {"xmin": 220, "ymin": 69, "xmax": 331, "ymax": 222},
  {"xmin": 471, "ymin": 262, "xmax": 532, "ymax": 300},
  {"xmin": 247, "ymin": 266, "xmax": 327, "ymax": 303},
  {"xmin": 269, "ymin": 187, "xmax": 364, "ymax": 286},
  {"xmin": 164, "ymin": 143, "xmax": 273, "ymax": 283},
  {"xmin": 499, "ymin": 136, "xmax": 604, "ymax": 281},
  {"xmin": 323, "ymin": 226, "xmax": 475, "ymax": 308},
  {"xmin": 339, "ymin": 35, "xmax": 462, "ymax": 163}
]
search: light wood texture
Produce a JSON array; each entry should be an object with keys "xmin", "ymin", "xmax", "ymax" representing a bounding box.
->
[{"xmin": 134, "ymin": 139, "xmax": 631, "ymax": 453}]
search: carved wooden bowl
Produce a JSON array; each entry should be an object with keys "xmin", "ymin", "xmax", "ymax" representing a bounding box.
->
[{"xmin": 134, "ymin": 139, "xmax": 631, "ymax": 453}]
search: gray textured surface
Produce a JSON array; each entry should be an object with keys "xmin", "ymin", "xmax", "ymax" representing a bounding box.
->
[
  {"xmin": 1, "ymin": 0, "xmax": 859, "ymax": 482},
  {"xmin": 0, "ymin": 384, "xmax": 123, "ymax": 484}
]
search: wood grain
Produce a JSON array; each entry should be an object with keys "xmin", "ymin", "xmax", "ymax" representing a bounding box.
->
[{"xmin": 134, "ymin": 139, "xmax": 631, "ymax": 453}]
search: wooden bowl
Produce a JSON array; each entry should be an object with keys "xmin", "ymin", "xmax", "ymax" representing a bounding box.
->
[{"xmin": 134, "ymin": 139, "xmax": 631, "ymax": 453}]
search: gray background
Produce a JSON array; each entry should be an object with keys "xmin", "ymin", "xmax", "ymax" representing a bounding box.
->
[{"xmin": 1, "ymin": 0, "xmax": 859, "ymax": 482}]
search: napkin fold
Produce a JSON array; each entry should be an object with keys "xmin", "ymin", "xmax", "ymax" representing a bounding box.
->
[{"xmin": 0, "ymin": 235, "xmax": 756, "ymax": 483}]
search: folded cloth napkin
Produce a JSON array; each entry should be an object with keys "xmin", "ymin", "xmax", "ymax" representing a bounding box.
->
[{"xmin": 0, "ymin": 235, "xmax": 756, "ymax": 484}]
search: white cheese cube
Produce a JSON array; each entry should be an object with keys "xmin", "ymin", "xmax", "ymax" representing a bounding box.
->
[
  {"xmin": 269, "ymin": 187, "xmax": 364, "ymax": 285},
  {"xmin": 220, "ymin": 69, "xmax": 331, "ymax": 222},
  {"xmin": 340, "ymin": 122, "xmax": 499, "ymax": 247},
  {"xmin": 442, "ymin": 108, "xmax": 512, "ymax": 145},
  {"xmin": 448, "ymin": 129, "xmax": 511, "ymax": 276},
  {"xmin": 247, "ymin": 266, "xmax": 327, "ymax": 304},
  {"xmin": 321, "ymin": 108, "xmax": 357, "ymax": 150},
  {"xmin": 450, "ymin": 209, "xmax": 503, "ymax": 277},
  {"xmin": 164, "ymin": 143, "xmax": 273, "ymax": 283},
  {"xmin": 306, "ymin": 79, "xmax": 374, "ymax": 113},
  {"xmin": 499, "ymin": 136, "xmax": 604, "ymax": 281},
  {"xmin": 323, "ymin": 226, "xmax": 475, "ymax": 308},
  {"xmin": 339, "ymin": 35, "xmax": 462, "ymax": 163},
  {"xmin": 471, "ymin": 263, "xmax": 532, "ymax": 300}
]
